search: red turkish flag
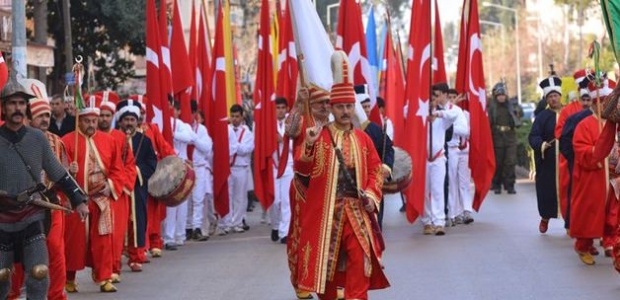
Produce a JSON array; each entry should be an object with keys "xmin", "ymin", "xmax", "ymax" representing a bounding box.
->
[
  {"xmin": 145, "ymin": 0, "xmax": 172, "ymax": 145},
  {"xmin": 189, "ymin": 2, "xmax": 198, "ymax": 104},
  {"xmin": 433, "ymin": 0, "xmax": 447, "ymax": 84},
  {"xmin": 403, "ymin": 0, "xmax": 431, "ymax": 223},
  {"xmin": 380, "ymin": 24, "xmax": 406, "ymax": 147},
  {"xmin": 197, "ymin": 9, "xmax": 211, "ymax": 125},
  {"xmin": 454, "ymin": 0, "xmax": 495, "ymax": 211},
  {"xmin": 0, "ymin": 52, "xmax": 7, "ymax": 122},
  {"xmin": 157, "ymin": 0, "xmax": 173, "ymax": 144},
  {"xmin": 276, "ymin": 2, "xmax": 298, "ymax": 107},
  {"xmin": 336, "ymin": 0, "xmax": 382, "ymax": 126},
  {"xmin": 171, "ymin": 0, "xmax": 194, "ymax": 123},
  {"xmin": 253, "ymin": 0, "xmax": 278, "ymax": 210},
  {"xmin": 208, "ymin": 4, "xmax": 231, "ymax": 218}
]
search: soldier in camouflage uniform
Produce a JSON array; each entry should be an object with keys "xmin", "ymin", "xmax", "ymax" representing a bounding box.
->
[{"xmin": 488, "ymin": 82, "xmax": 521, "ymax": 194}]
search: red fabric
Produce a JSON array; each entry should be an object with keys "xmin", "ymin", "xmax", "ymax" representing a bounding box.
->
[
  {"xmin": 188, "ymin": 2, "xmax": 198, "ymax": 103},
  {"xmin": 197, "ymin": 10, "xmax": 212, "ymax": 124},
  {"xmin": 208, "ymin": 6, "xmax": 231, "ymax": 217},
  {"xmin": 380, "ymin": 26, "xmax": 405, "ymax": 147},
  {"xmin": 64, "ymin": 200, "xmax": 114, "ymax": 282},
  {"xmin": 142, "ymin": 122, "xmax": 174, "ymax": 247},
  {"xmin": 276, "ymin": 5, "xmax": 298, "ymax": 108},
  {"xmin": 294, "ymin": 128, "xmax": 388, "ymax": 293},
  {"xmin": 432, "ymin": 0, "xmax": 447, "ymax": 84},
  {"xmin": 336, "ymin": 0, "xmax": 382, "ymax": 126},
  {"xmin": 0, "ymin": 52, "xmax": 7, "ymax": 91},
  {"xmin": 62, "ymin": 131, "xmax": 124, "ymax": 282},
  {"xmin": 454, "ymin": 0, "xmax": 495, "ymax": 212},
  {"xmin": 575, "ymin": 238, "xmax": 594, "ymax": 253},
  {"xmin": 253, "ymin": 0, "xmax": 277, "ymax": 211},
  {"xmin": 171, "ymin": 0, "xmax": 194, "ymax": 124},
  {"xmin": 146, "ymin": 0, "xmax": 173, "ymax": 145},
  {"xmin": 402, "ymin": 0, "xmax": 431, "ymax": 222},
  {"xmin": 9, "ymin": 210, "xmax": 67, "ymax": 300},
  {"xmin": 109, "ymin": 128, "xmax": 136, "ymax": 276},
  {"xmin": 555, "ymin": 101, "xmax": 583, "ymax": 218},
  {"xmin": 317, "ymin": 218, "xmax": 370, "ymax": 300},
  {"xmin": 147, "ymin": 197, "xmax": 164, "ymax": 250},
  {"xmin": 603, "ymin": 191, "xmax": 619, "ymax": 249},
  {"xmin": 128, "ymin": 222, "xmax": 147, "ymax": 264},
  {"xmin": 570, "ymin": 116, "xmax": 608, "ymax": 239}
]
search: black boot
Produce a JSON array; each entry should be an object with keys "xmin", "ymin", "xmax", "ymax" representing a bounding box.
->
[
  {"xmin": 242, "ymin": 219, "xmax": 250, "ymax": 231},
  {"xmin": 186, "ymin": 228, "xmax": 193, "ymax": 241},
  {"xmin": 271, "ymin": 229, "xmax": 279, "ymax": 242},
  {"xmin": 193, "ymin": 229, "xmax": 209, "ymax": 241}
]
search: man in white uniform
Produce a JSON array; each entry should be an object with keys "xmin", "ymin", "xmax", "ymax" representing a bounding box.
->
[
  {"xmin": 270, "ymin": 98, "xmax": 294, "ymax": 243},
  {"xmin": 186, "ymin": 110, "xmax": 213, "ymax": 241},
  {"xmin": 221, "ymin": 104, "xmax": 254, "ymax": 234},
  {"xmin": 422, "ymin": 83, "xmax": 463, "ymax": 235},
  {"xmin": 163, "ymin": 102, "xmax": 197, "ymax": 250},
  {"xmin": 445, "ymin": 89, "xmax": 473, "ymax": 225}
]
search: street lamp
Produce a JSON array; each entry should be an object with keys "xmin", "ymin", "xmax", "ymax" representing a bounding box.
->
[
  {"xmin": 482, "ymin": 2, "xmax": 521, "ymax": 104},
  {"xmin": 480, "ymin": 20, "xmax": 506, "ymax": 82}
]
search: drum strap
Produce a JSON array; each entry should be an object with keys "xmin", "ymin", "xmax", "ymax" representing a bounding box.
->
[{"xmin": 230, "ymin": 127, "xmax": 246, "ymax": 167}]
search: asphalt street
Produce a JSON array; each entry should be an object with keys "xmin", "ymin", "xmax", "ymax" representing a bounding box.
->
[{"xmin": 67, "ymin": 180, "xmax": 620, "ymax": 300}]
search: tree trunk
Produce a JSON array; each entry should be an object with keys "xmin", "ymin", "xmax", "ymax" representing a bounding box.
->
[{"xmin": 33, "ymin": 0, "xmax": 48, "ymax": 83}]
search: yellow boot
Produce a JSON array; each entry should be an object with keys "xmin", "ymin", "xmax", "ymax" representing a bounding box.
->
[
  {"xmin": 295, "ymin": 289, "xmax": 313, "ymax": 299},
  {"xmin": 99, "ymin": 280, "xmax": 118, "ymax": 293},
  {"xmin": 577, "ymin": 252, "xmax": 595, "ymax": 265},
  {"xmin": 65, "ymin": 280, "xmax": 78, "ymax": 293}
]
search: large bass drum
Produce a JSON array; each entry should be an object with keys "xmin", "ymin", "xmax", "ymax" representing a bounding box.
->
[
  {"xmin": 383, "ymin": 147, "xmax": 412, "ymax": 194},
  {"xmin": 148, "ymin": 156, "xmax": 195, "ymax": 207}
]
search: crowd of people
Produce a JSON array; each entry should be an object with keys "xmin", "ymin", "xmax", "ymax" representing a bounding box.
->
[
  {"xmin": 526, "ymin": 68, "xmax": 620, "ymax": 271},
  {"xmin": 6, "ymin": 50, "xmax": 620, "ymax": 300}
]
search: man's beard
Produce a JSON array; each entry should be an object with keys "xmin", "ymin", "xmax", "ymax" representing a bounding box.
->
[{"xmin": 99, "ymin": 122, "xmax": 110, "ymax": 131}]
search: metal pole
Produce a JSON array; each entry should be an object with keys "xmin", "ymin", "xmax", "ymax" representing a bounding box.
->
[
  {"xmin": 62, "ymin": 0, "xmax": 74, "ymax": 77},
  {"xmin": 515, "ymin": 10, "xmax": 521, "ymax": 104},
  {"xmin": 12, "ymin": 0, "xmax": 27, "ymax": 77}
]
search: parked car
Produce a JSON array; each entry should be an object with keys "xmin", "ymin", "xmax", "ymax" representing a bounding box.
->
[{"xmin": 520, "ymin": 102, "xmax": 535, "ymax": 123}]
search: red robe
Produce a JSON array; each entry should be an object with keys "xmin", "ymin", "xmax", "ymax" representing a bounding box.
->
[
  {"xmin": 555, "ymin": 101, "xmax": 583, "ymax": 219},
  {"xmin": 141, "ymin": 122, "xmax": 175, "ymax": 250},
  {"xmin": 62, "ymin": 130, "xmax": 125, "ymax": 282},
  {"xmin": 285, "ymin": 114, "xmax": 321, "ymax": 291},
  {"xmin": 570, "ymin": 116, "xmax": 611, "ymax": 239},
  {"xmin": 294, "ymin": 124, "xmax": 389, "ymax": 294},
  {"xmin": 106, "ymin": 129, "xmax": 137, "ymax": 274}
]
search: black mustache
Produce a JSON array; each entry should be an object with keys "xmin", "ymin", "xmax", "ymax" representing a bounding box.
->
[{"xmin": 12, "ymin": 112, "xmax": 23, "ymax": 117}]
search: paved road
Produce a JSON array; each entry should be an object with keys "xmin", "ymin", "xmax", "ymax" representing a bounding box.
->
[{"xmin": 68, "ymin": 180, "xmax": 620, "ymax": 300}]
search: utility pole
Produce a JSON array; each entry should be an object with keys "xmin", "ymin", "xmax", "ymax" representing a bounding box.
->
[
  {"xmin": 33, "ymin": 0, "xmax": 48, "ymax": 82},
  {"xmin": 62, "ymin": 0, "xmax": 73, "ymax": 78},
  {"xmin": 12, "ymin": 0, "xmax": 27, "ymax": 78}
]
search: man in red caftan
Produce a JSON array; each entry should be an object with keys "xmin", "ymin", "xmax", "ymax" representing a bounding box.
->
[
  {"xmin": 62, "ymin": 102, "xmax": 125, "ymax": 293},
  {"xmin": 554, "ymin": 69, "xmax": 593, "ymax": 232},
  {"xmin": 9, "ymin": 79, "xmax": 72, "ymax": 300},
  {"xmin": 284, "ymin": 83, "xmax": 331, "ymax": 300},
  {"xmin": 294, "ymin": 51, "xmax": 389, "ymax": 299},
  {"xmin": 570, "ymin": 79, "xmax": 617, "ymax": 266},
  {"xmin": 95, "ymin": 93, "xmax": 137, "ymax": 281},
  {"xmin": 132, "ymin": 95, "xmax": 176, "ymax": 258}
]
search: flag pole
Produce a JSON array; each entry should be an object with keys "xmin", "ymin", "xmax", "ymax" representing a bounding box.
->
[
  {"xmin": 72, "ymin": 56, "xmax": 83, "ymax": 163},
  {"xmin": 288, "ymin": 0, "xmax": 311, "ymax": 118},
  {"xmin": 428, "ymin": 0, "xmax": 434, "ymax": 161}
]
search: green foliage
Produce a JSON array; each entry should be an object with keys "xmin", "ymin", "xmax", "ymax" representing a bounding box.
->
[
  {"xmin": 42, "ymin": 0, "xmax": 146, "ymax": 91},
  {"xmin": 516, "ymin": 120, "xmax": 532, "ymax": 170}
]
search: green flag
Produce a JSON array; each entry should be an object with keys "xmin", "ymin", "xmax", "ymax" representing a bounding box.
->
[{"xmin": 602, "ymin": 0, "xmax": 620, "ymax": 62}]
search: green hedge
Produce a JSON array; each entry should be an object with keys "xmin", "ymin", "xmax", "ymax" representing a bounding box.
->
[{"xmin": 516, "ymin": 120, "xmax": 533, "ymax": 170}]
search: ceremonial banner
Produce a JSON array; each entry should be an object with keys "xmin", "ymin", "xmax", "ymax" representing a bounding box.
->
[
  {"xmin": 454, "ymin": 0, "xmax": 495, "ymax": 211},
  {"xmin": 602, "ymin": 0, "xmax": 620, "ymax": 62},
  {"xmin": 403, "ymin": 0, "xmax": 431, "ymax": 223},
  {"xmin": 433, "ymin": 0, "xmax": 447, "ymax": 84},
  {"xmin": 171, "ymin": 0, "xmax": 194, "ymax": 123},
  {"xmin": 381, "ymin": 23, "xmax": 405, "ymax": 147},
  {"xmin": 253, "ymin": 0, "xmax": 278, "ymax": 210},
  {"xmin": 276, "ymin": 2, "xmax": 298, "ymax": 107},
  {"xmin": 209, "ymin": 3, "xmax": 232, "ymax": 217},
  {"xmin": 157, "ymin": 0, "xmax": 173, "ymax": 143},
  {"xmin": 336, "ymin": 0, "xmax": 382, "ymax": 126}
]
